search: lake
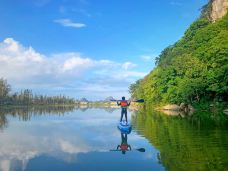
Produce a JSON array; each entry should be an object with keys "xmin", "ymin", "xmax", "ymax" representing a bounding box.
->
[{"xmin": 0, "ymin": 107, "xmax": 228, "ymax": 171}]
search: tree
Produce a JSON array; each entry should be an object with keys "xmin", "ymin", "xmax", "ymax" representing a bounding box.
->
[{"xmin": 0, "ymin": 78, "xmax": 11, "ymax": 104}]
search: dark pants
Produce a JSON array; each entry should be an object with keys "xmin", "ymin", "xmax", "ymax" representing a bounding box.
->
[
  {"xmin": 121, "ymin": 133, "xmax": 128, "ymax": 144},
  {"xmin": 120, "ymin": 108, "xmax": 127, "ymax": 122}
]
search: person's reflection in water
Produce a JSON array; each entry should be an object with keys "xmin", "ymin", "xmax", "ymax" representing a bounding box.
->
[
  {"xmin": 110, "ymin": 131, "xmax": 145, "ymax": 154},
  {"xmin": 117, "ymin": 133, "xmax": 131, "ymax": 154}
]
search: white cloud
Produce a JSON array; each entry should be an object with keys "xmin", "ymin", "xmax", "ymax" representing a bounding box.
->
[
  {"xmin": 0, "ymin": 38, "xmax": 147, "ymax": 99},
  {"xmin": 2, "ymin": 38, "xmax": 20, "ymax": 52},
  {"xmin": 54, "ymin": 19, "xmax": 86, "ymax": 28},
  {"xmin": 122, "ymin": 62, "xmax": 137, "ymax": 70},
  {"xmin": 59, "ymin": 139, "xmax": 90, "ymax": 154},
  {"xmin": 63, "ymin": 57, "xmax": 93, "ymax": 72}
]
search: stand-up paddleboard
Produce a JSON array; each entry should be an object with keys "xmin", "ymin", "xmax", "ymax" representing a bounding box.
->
[{"xmin": 117, "ymin": 121, "xmax": 132, "ymax": 134}]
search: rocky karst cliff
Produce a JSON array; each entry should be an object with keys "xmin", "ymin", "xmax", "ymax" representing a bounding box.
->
[{"xmin": 210, "ymin": 0, "xmax": 228, "ymax": 22}]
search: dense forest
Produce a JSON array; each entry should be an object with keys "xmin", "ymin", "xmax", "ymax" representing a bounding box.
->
[
  {"xmin": 130, "ymin": 5, "xmax": 228, "ymax": 108},
  {"xmin": 0, "ymin": 78, "xmax": 76, "ymax": 105}
]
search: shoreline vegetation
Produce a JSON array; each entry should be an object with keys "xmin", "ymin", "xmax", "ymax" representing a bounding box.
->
[
  {"xmin": 0, "ymin": 76, "xmax": 227, "ymax": 125},
  {"xmin": 129, "ymin": 2, "xmax": 228, "ymax": 115},
  {"xmin": 0, "ymin": 78, "xmax": 137, "ymax": 109}
]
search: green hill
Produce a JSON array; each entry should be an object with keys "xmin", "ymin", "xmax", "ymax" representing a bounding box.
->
[{"xmin": 130, "ymin": 8, "xmax": 228, "ymax": 108}]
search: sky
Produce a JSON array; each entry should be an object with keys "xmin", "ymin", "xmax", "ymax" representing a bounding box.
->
[{"xmin": 0, "ymin": 0, "xmax": 207, "ymax": 100}]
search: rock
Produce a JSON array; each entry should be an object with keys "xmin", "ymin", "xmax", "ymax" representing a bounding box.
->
[
  {"xmin": 223, "ymin": 109, "xmax": 228, "ymax": 115},
  {"xmin": 180, "ymin": 103, "xmax": 186, "ymax": 110},
  {"xmin": 179, "ymin": 112, "xmax": 185, "ymax": 118},
  {"xmin": 179, "ymin": 103, "xmax": 189, "ymax": 113},
  {"xmin": 163, "ymin": 104, "xmax": 180, "ymax": 111},
  {"xmin": 188, "ymin": 110, "xmax": 194, "ymax": 116},
  {"xmin": 161, "ymin": 110, "xmax": 180, "ymax": 116},
  {"xmin": 211, "ymin": 0, "xmax": 228, "ymax": 22},
  {"xmin": 188, "ymin": 104, "xmax": 195, "ymax": 112}
]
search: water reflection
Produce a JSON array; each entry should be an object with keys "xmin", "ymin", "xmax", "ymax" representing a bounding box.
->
[
  {"xmin": 0, "ymin": 106, "xmax": 119, "ymax": 130},
  {"xmin": 117, "ymin": 133, "xmax": 131, "ymax": 154},
  {"xmin": 111, "ymin": 131, "xmax": 146, "ymax": 155},
  {"xmin": 0, "ymin": 106, "xmax": 75, "ymax": 130},
  {"xmin": 0, "ymin": 114, "xmax": 8, "ymax": 129},
  {"xmin": 132, "ymin": 107, "xmax": 228, "ymax": 171},
  {"xmin": 1, "ymin": 106, "xmax": 227, "ymax": 171},
  {"xmin": 0, "ymin": 108, "xmax": 161, "ymax": 171}
]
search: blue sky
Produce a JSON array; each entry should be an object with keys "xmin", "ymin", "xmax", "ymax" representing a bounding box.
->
[{"xmin": 0, "ymin": 0, "xmax": 207, "ymax": 100}]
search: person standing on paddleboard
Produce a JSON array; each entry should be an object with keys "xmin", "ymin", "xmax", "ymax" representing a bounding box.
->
[{"xmin": 117, "ymin": 96, "xmax": 131, "ymax": 123}]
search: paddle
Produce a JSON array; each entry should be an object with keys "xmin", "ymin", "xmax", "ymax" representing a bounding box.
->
[
  {"xmin": 137, "ymin": 148, "xmax": 145, "ymax": 152},
  {"xmin": 110, "ymin": 99, "xmax": 144, "ymax": 103},
  {"xmin": 132, "ymin": 99, "xmax": 144, "ymax": 103},
  {"xmin": 110, "ymin": 148, "xmax": 145, "ymax": 152},
  {"xmin": 110, "ymin": 99, "xmax": 119, "ymax": 102}
]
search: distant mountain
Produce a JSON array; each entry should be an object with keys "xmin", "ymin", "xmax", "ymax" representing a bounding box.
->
[
  {"xmin": 104, "ymin": 96, "xmax": 115, "ymax": 101},
  {"xmin": 80, "ymin": 98, "xmax": 89, "ymax": 102}
]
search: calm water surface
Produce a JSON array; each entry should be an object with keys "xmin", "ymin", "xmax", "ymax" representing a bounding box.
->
[{"xmin": 0, "ymin": 107, "xmax": 228, "ymax": 171}]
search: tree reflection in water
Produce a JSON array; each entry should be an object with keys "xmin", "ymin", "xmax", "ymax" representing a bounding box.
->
[
  {"xmin": 0, "ymin": 106, "xmax": 118, "ymax": 130},
  {"xmin": 132, "ymin": 107, "xmax": 228, "ymax": 171}
]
